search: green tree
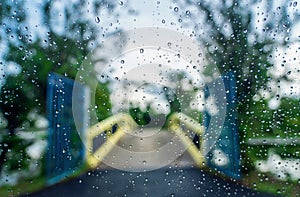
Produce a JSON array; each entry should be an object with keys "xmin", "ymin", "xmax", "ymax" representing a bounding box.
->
[
  {"xmin": 175, "ymin": 0, "xmax": 300, "ymax": 174},
  {"xmin": 0, "ymin": 0, "xmax": 113, "ymax": 173},
  {"xmin": 176, "ymin": 0, "xmax": 298, "ymax": 102}
]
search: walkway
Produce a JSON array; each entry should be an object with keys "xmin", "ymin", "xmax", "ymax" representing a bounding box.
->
[
  {"xmin": 26, "ymin": 167, "xmax": 275, "ymax": 196},
  {"xmin": 25, "ymin": 128, "xmax": 276, "ymax": 197},
  {"xmin": 96, "ymin": 128, "xmax": 196, "ymax": 171}
]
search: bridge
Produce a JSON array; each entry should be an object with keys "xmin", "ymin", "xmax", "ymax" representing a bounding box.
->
[
  {"xmin": 26, "ymin": 73, "xmax": 276, "ymax": 196},
  {"xmin": 29, "ymin": 112, "xmax": 274, "ymax": 197}
]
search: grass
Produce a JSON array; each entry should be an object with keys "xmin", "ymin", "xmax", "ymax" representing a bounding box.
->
[
  {"xmin": 0, "ymin": 176, "xmax": 46, "ymax": 197},
  {"xmin": 242, "ymin": 170, "xmax": 300, "ymax": 197},
  {"xmin": 241, "ymin": 142, "xmax": 300, "ymax": 196},
  {"xmin": 0, "ymin": 164, "xmax": 90, "ymax": 197}
]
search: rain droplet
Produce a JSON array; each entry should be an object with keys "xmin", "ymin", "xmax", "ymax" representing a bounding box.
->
[
  {"xmin": 174, "ymin": 7, "xmax": 179, "ymax": 12},
  {"xmin": 140, "ymin": 48, "xmax": 144, "ymax": 53},
  {"xmin": 95, "ymin": 17, "xmax": 100, "ymax": 23},
  {"xmin": 121, "ymin": 60, "xmax": 125, "ymax": 64},
  {"xmin": 119, "ymin": 1, "xmax": 124, "ymax": 6},
  {"xmin": 293, "ymin": 1, "xmax": 298, "ymax": 7},
  {"xmin": 162, "ymin": 19, "xmax": 165, "ymax": 24}
]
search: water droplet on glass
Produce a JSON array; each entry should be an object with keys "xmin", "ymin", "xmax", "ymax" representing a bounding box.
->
[
  {"xmin": 121, "ymin": 60, "xmax": 125, "ymax": 64},
  {"xmin": 174, "ymin": 7, "xmax": 179, "ymax": 12},
  {"xmin": 140, "ymin": 48, "xmax": 144, "ymax": 53},
  {"xmin": 293, "ymin": 1, "xmax": 297, "ymax": 7},
  {"xmin": 95, "ymin": 17, "xmax": 100, "ymax": 23}
]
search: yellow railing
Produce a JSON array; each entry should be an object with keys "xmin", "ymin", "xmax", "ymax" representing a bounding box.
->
[
  {"xmin": 86, "ymin": 113, "xmax": 138, "ymax": 168},
  {"xmin": 86, "ymin": 112, "xmax": 205, "ymax": 168},
  {"xmin": 167, "ymin": 112, "xmax": 206, "ymax": 167}
]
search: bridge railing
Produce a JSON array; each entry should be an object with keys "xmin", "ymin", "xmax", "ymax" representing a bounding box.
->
[
  {"xmin": 168, "ymin": 112, "xmax": 206, "ymax": 167},
  {"xmin": 86, "ymin": 112, "xmax": 205, "ymax": 168},
  {"xmin": 86, "ymin": 113, "xmax": 138, "ymax": 168}
]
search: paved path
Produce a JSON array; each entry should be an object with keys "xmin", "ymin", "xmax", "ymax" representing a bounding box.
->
[
  {"xmin": 26, "ymin": 168, "xmax": 275, "ymax": 197},
  {"xmin": 25, "ymin": 129, "xmax": 276, "ymax": 197},
  {"xmin": 97, "ymin": 129, "xmax": 196, "ymax": 171}
]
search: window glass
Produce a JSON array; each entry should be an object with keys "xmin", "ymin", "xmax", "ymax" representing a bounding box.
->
[{"xmin": 0, "ymin": 0, "xmax": 299, "ymax": 196}]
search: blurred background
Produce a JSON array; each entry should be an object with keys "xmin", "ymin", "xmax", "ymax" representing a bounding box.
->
[{"xmin": 0, "ymin": 0, "xmax": 299, "ymax": 196}]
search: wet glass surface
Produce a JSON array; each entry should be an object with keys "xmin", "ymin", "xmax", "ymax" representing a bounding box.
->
[{"xmin": 0, "ymin": 0, "xmax": 299, "ymax": 196}]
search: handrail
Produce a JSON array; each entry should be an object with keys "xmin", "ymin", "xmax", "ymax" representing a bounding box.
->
[
  {"xmin": 87, "ymin": 112, "xmax": 205, "ymax": 168},
  {"xmin": 168, "ymin": 112, "xmax": 205, "ymax": 167},
  {"xmin": 86, "ymin": 113, "xmax": 138, "ymax": 168}
]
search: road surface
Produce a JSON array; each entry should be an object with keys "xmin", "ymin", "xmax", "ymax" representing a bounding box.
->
[
  {"xmin": 25, "ymin": 167, "xmax": 276, "ymax": 197},
  {"xmin": 25, "ymin": 129, "xmax": 276, "ymax": 197}
]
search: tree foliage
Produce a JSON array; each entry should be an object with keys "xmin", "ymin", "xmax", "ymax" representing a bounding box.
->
[
  {"xmin": 0, "ymin": 0, "xmax": 113, "ymax": 172},
  {"xmin": 176, "ymin": 0, "xmax": 299, "ymax": 101},
  {"xmin": 175, "ymin": 0, "xmax": 300, "ymax": 175}
]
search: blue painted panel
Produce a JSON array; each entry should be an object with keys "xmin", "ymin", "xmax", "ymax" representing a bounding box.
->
[
  {"xmin": 46, "ymin": 73, "xmax": 89, "ymax": 185},
  {"xmin": 204, "ymin": 72, "xmax": 241, "ymax": 179}
]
